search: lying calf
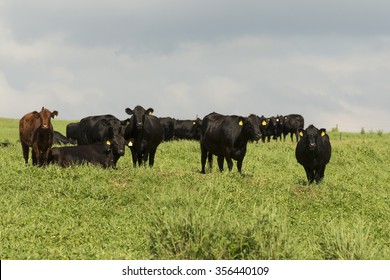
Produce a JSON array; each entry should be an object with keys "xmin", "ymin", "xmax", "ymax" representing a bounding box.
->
[{"xmin": 50, "ymin": 134, "xmax": 126, "ymax": 168}]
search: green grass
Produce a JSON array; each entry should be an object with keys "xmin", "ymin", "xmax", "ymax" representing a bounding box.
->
[{"xmin": 0, "ymin": 118, "xmax": 389, "ymax": 259}]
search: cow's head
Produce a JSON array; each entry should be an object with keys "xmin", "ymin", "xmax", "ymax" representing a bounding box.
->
[
  {"xmin": 276, "ymin": 115, "xmax": 284, "ymax": 127},
  {"xmin": 242, "ymin": 115, "xmax": 262, "ymax": 142},
  {"xmin": 104, "ymin": 126, "xmax": 126, "ymax": 156},
  {"xmin": 33, "ymin": 107, "xmax": 58, "ymax": 130},
  {"xmin": 102, "ymin": 121, "xmax": 126, "ymax": 156},
  {"xmin": 299, "ymin": 125, "xmax": 327, "ymax": 151},
  {"xmin": 125, "ymin": 106, "xmax": 154, "ymax": 130},
  {"xmin": 260, "ymin": 116, "xmax": 269, "ymax": 128}
]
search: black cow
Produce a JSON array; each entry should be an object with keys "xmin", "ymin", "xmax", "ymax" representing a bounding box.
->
[
  {"xmin": 66, "ymin": 122, "xmax": 79, "ymax": 144},
  {"xmin": 200, "ymin": 112, "xmax": 261, "ymax": 174},
  {"xmin": 124, "ymin": 106, "xmax": 163, "ymax": 167},
  {"xmin": 53, "ymin": 131, "xmax": 76, "ymax": 145},
  {"xmin": 159, "ymin": 117, "xmax": 176, "ymax": 141},
  {"xmin": 274, "ymin": 115, "xmax": 284, "ymax": 141},
  {"xmin": 295, "ymin": 125, "xmax": 331, "ymax": 184},
  {"xmin": 77, "ymin": 115, "xmax": 126, "ymax": 145},
  {"xmin": 50, "ymin": 127, "xmax": 126, "ymax": 168},
  {"xmin": 173, "ymin": 118, "xmax": 202, "ymax": 140},
  {"xmin": 259, "ymin": 116, "xmax": 272, "ymax": 143},
  {"xmin": 283, "ymin": 114, "xmax": 305, "ymax": 142}
]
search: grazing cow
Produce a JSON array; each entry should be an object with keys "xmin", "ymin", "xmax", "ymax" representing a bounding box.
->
[
  {"xmin": 200, "ymin": 112, "xmax": 261, "ymax": 174},
  {"xmin": 77, "ymin": 115, "xmax": 127, "ymax": 145},
  {"xmin": 173, "ymin": 118, "xmax": 202, "ymax": 140},
  {"xmin": 159, "ymin": 117, "xmax": 176, "ymax": 141},
  {"xmin": 19, "ymin": 107, "xmax": 58, "ymax": 166},
  {"xmin": 283, "ymin": 114, "xmax": 305, "ymax": 142},
  {"xmin": 295, "ymin": 125, "xmax": 332, "ymax": 184},
  {"xmin": 53, "ymin": 131, "xmax": 76, "ymax": 145},
  {"xmin": 124, "ymin": 106, "xmax": 163, "ymax": 167},
  {"xmin": 50, "ymin": 127, "xmax": 126, "ymax": 168},
  {"xmin": 66, "ymin": 122, "xmax": 79, "ymax": 144}
]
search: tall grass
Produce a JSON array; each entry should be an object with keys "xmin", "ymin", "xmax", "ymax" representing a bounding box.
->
[{"xmin": 0, "ymin": 118, "xmax": 389, "ymax": 259}]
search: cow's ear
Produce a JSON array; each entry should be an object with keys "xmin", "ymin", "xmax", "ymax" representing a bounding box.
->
[
  {"xmin": 146, "ymin": 108, "xmax": 154, "ymax": 116},
  {"xmin": 298, "ymin": 128, "xmax": 305, "ymax": 137},
  {"xmin": 320, "ymin": 129, "xmax": 327, "ymax": 137},
  {"xmin": 33, "ymin": 111, "xmax": 40, "ymax": 118},
  {"xmin": 51, "ymin": 111, "xmax": 58, "ymax": 118},
  {"xmin": 125, "ymin": 108, "xmax": 133, "ymax": 115}
]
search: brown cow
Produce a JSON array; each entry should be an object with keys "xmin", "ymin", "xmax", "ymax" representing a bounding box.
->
[{"xmin": 19, "ymin": 107, "xmax": 58, "ymax": 166}]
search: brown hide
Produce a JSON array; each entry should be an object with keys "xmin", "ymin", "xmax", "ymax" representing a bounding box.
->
[{"xmin": 19, "ymin": 107, "xmax": 58, "ymax": 166}]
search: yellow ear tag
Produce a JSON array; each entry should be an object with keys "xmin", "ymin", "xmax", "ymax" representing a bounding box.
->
[
  {"xmin": 106, "ymin": 140, "xmax": 111, "ymax": 145},
  {"xmin": 321, "ymin": 131, "xmax": 326, "ymax": 137},
  {"xmin": 128, "ymin": 141, "xmax": 133, "ymax": 147},
  {"xmin": 148, "ymin": 112, "xmax": 153, "ymax": 116},
  {"xmin": 239, "ymin": 120, "xmax": 243, "ymax": 126},
  {"xmin": 299, "ymin": 132, "xmax": 304, "ymax": 137},
  {"xmin": 262, "ymin": 120, "xmax": 267, "ymax": 126},
  {"xmin": 193, "ymin": 121, "xmax": 196, "ymax": 125}
]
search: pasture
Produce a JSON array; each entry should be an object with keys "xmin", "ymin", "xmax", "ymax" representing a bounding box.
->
[{"xmin": 0, "ymin": 117, "xmax": 389, "ymax": 259}]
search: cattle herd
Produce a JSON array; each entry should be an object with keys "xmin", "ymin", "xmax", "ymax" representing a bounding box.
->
[{"xmin": 18, "ymin": 106, "xmax": 332, "ymax": 185}]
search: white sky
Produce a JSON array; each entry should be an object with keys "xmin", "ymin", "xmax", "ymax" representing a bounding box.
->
[{"xmin": 1, "ymin": 0, "xmax": 390, "ymax": 132}]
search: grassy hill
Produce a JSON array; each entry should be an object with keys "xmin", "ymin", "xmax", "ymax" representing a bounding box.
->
[{"xmin": 0, "ymin": 118, "xmax": 389, "ymax": 259}]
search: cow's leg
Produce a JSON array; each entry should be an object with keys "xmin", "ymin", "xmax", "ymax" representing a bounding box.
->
[
  {"xmin": 207, "ymin": 152, "xmax": 213, "ymax": 172},
  {"xmin": 237, "ymin": 158, "xmax": 244, "ymax": 173},
  {"xmin": 217, "ymin": 156, "xmax": 224, "ymax": 172},
  {"xmin": 303, "ymin": 166, "xmax": 315, "ymax": 185},
  {"xmin": 225, "ymin": 156, "xmax": 234, "ymax": 171},
  {"xmin": 295, "ymin": 130, "xmax": 300, "ymax": 142},
  {"xmin": 21, "ymin": 144, "xmax": 29, "ymax": 164},
  {"xmin": 32, "ymin": 144, "xmax": 41, "ymax": 166},
  {"xmin": 315, "ymin": 165, "xmax": 326, "ymax": 184},
  {"xmin": 42, "ymin": 147, "xmax": 51, "ymax": 166},
  {"xmin": 149, "ymin": 148, "xmax": 157, "ymax": 167},
  {"xmin": 200, "ymin": 144, "xmax": 208, "ymax": 174},
  {"xmin": 130, "ymin": 148, "xmax": 137, "ymax": 168}
]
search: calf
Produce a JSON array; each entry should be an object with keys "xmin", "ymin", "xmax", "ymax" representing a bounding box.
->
[
  {"xmin": 295, "ymin": 125, "xmax": 332, "ymax": 184},
  {"xmin": 19, "ymin": 107, "xmax": 58, "ymax": 166},
  {"xmin": 124, "ymin": 106, "xmax": 163, "ymax": 167},
  {"xmin": 50, "ymin": 129, "xmax": 126, "ymax": 168},
  {"xmin": 200, "ymin": 112, "xmax": 261, "ymax": 173}
]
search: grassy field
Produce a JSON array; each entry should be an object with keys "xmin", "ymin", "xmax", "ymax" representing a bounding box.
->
[{"xmin": 0, "ymin": 117, "xmax": 389, "ymax": 259}]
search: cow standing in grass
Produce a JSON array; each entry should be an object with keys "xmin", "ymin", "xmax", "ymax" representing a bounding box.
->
[
  {"xmin": 124, "ymin": 106, "xmax": 163, "ymax": 167},
  {"xmin": 200, "ymin": 112, "xmax": 261, "ymax": 174},
  {"xmin": 295, "ymin": 125, "xmax": 332, "ymax": 184},
  {"xmin": 19, "ymin": 107, "xmax": 58, "ymax": 166}
]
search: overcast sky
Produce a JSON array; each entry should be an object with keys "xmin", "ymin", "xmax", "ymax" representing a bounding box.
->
[{"xmin": 1, "ymin": 0, "xmax": 389, "ymax": 132}]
